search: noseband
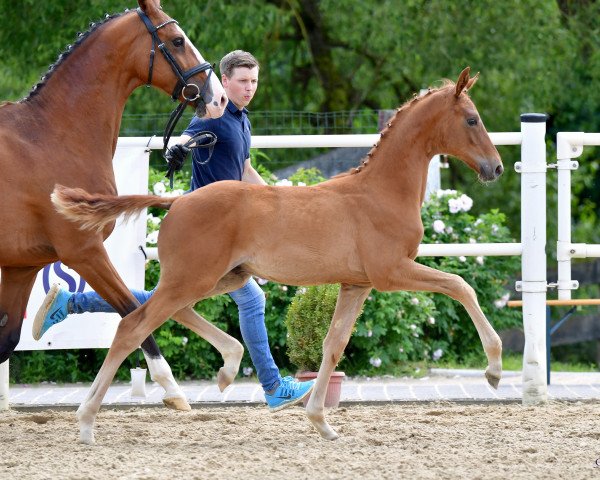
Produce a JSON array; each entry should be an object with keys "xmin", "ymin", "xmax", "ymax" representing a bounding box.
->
[{"xmin": 136, "ymin": 8, "xmax": 217, "ymax": 187}]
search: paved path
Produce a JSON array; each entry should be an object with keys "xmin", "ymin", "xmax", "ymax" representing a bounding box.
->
[{"xmin": 6, "ymin": 369, "xmax": 600, "ymax": 410}]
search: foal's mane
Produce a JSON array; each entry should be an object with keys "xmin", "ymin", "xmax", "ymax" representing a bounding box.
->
[
  {"xmin": 21, "ymin": 10, "xmax": 129, "ymax": 102},
  {"xmin": 334, "ymin": 82, "xmax": 456, "ymax": 179}
]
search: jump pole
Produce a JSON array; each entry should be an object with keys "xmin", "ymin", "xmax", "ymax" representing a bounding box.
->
[{"xmin": 516, "ymin": 113, "xmax": 548, "ymax": 405}]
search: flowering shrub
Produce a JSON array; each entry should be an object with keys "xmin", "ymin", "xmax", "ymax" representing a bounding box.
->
[{"xmin": 418, "ymin": 189, "xmax": 521, "ymax": 364}]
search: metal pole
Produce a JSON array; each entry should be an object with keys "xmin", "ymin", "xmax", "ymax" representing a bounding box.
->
[
  {"xmin": 518, "ymin": 113, "xmax": 548, "ymax": 405},
  {"xmin": 0, "ymin": 360, "xmax": 9, "ymax": 410}
]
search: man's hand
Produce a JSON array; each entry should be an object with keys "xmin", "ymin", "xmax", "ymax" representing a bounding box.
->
[{"xmin": 165, "ymin": 144, "xmax": 191, "ymax": 172}]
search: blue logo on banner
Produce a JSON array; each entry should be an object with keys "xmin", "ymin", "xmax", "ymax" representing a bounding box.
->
[{"xmin": 42, "ymin": 262, "xmax": 87, "ymax": 294}]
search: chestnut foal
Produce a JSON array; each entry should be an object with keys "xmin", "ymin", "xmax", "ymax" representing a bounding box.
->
[{"xmin": 53, "ymin": 67, "xmax": 503, "ymax": 444}]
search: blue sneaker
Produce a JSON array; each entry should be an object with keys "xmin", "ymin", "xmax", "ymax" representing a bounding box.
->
[
  {"xmin": 264, "ymin": 376, "xmax": 315, "ymax": 412},
  {"xmin": 32, "ymin": 284, "xmax": 71, "ymax": 340}
]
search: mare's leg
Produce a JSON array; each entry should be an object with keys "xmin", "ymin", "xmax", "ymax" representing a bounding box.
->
[
  {"xmin": 62, "ymin": 246, "xmax": 189, "ymax": 410},
  {"xmin": 171, "ymin": 307, "xmax": 243, "ymax": 391},
  {"xmin": 0, "ymin": 266, "xmax": 40, "ymax": 363},
  {"xmin": 383, "ymin": 259, "xmax": 502, "ymax": 387},
  {"xmin": 306, "ymin": 284, "xmax": 371, "ymax": 440},
  {"xmin": 77, "ymin": 287, "xmax": 187, "ymax": 445}
]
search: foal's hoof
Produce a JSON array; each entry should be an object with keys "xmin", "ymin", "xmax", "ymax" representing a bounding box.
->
[
  {"xmin": 163, "ymin": 396, "xmax": 191, "ymax": 411},
  {"xmin": 485, "ymin": 369, "xmax": 501, "ymax": 389},
  {"xmin": 217, "ymin": 366, "xmax": 236, "ymax": 392}
]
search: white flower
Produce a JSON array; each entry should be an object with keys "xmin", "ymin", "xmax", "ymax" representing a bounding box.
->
[
  {"xmin": 432, "ymin": 348, "xmax": 443, "ymax": 361},
  {"xmin": 297, "ymin": 182, "xmax": 307, "ymax": 187},
  {"xmin": 369, "ymin": 357, "xmax": 382, "ymax": 368},
  {"xmin": 162, "ymin": 188, "xmax": 184, "ymax": 198},
  {"xmin": 153, "ymin": 182, "xmax": 166, "ymax": 196},
  {"xmin": 463, "ymin": 227, "xmax": 472, "ymax": 233},
  {"xmin": 459, "ymin": 194, "xmax": 473, "ymax": 212},
  {"xmin": 469, "ymin": 238, "xmax": 477, "ymax": 244},
  {"xmin": 445, "ymin": 226, "xmax": 454, "ymax": 234},
  {"xmin": 181, "ymin": 336, "xmax": 188, "ymax": 346},
  {"xmin": 459, "ymin": 256, "xmax": 466, "ymax": 262},
  {"xmin": 243, "ymin": 367, "xmax": 253, "ymax": 376},
  {"xmin": 146, "ymin": 230, "xmax": 159, "ymax": 245},
  {"xmin": 281, "ymin": 285, "xmax": 288, "ymax": 292},
  {"xmin": 436, "ymin": 189, "xmax": 457, "ymax": 198},
  {"xmin": 399, "ymin": 347, "xmax": 404, "ymax": 353},
  {"xmin": 297, "ymin": 287, "xmax": 307, "ymax": 294},
  {"xmin": 410, "ymin": 324, "xmax": 417, "ymax": 330},
  {"xmin": 275, "ymin": 179, "xmax": 293, "ymax": 186},
  {"xmin": 491, "ymin": 224, "xmax": 499, "ymax": 234},
  {"xmin": 474, "ymin": 218, "xmax": 483, "ymax": 226},
  {"xmin": 256, "ymin": 277, "xmax": 269, "ymax": 286},
  {"xmin": 494, "ymin": 292, "xmax": 511, "ymax": 308},
  {"xmin": 432, "ymin": 219, "xmax": 446, "ymax": 234},
  {"xmin": 367, "ymin": 330, "xmax": 373, "ymax": 337},
  {"xmin": 476, "ymin": 256, "xmax": 485, "ymax": 265},
  {"xmin": 448, "ymin": 198, "xmax": 461, "ymax": 213},
  {"xmin": 428, "ymin": 317, "xmax": 436, "ymax": 325},
  {"xmin": 411, "ymin": 297, "xmax": 419, "ymax": 305},
  {"xmin": 367, "ymin": 296, "xmax": 373, "ymax": 301}
]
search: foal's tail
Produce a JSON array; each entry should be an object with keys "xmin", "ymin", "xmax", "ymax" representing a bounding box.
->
[{"xmin": 51, "ymin": 184, "xmax": 178, "ymax": 233}]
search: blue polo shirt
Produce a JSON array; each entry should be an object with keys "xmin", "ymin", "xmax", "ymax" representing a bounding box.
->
[{"xmin": 183, "ymin": 100, "xmax": 251, "ymax": 191}]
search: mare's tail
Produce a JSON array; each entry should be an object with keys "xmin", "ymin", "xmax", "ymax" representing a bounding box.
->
[{"xmin": 51, "ymin": 184, "xmax": 178, "ymax": 233}]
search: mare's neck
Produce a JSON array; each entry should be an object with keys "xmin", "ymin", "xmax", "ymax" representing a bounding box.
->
[{"xmin": 26, "ymin": 13, "xmax": 141, "ymax": 157}]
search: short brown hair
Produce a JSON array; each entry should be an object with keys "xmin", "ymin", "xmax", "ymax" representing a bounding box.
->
[{"xmin": 219, "ymin": 50, "xmax": 260, "ymax": 78}]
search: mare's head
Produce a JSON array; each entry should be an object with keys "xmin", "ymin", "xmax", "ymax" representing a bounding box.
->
[
  {"xmin": 431, "ymin": 67, "xmax": 503, "ymax": 182},
  {"xmin": 134, "ymin": 0, "xmax": 227, "ymax": 118}
]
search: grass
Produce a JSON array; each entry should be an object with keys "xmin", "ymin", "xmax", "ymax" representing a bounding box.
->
[{"xmin": 434, "ymin": 352, "xmax": 598, "ymax": 373}]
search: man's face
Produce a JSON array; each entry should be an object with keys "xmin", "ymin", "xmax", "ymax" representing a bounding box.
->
[{"xmin": 222, "ymin": 66, "xmax": 259, "ymax": 110}]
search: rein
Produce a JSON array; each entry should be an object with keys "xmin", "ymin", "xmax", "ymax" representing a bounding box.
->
[{"xmin": 136, "ymin": 8, "xmax": 217, "ymax": 187}]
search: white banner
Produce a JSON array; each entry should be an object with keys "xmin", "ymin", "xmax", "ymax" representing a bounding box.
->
[{"xmin": 16, "ymin": 146, "xmax": 150, "ymax": 350}]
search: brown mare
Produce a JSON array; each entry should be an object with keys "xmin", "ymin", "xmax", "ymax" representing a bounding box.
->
[
  {"xmin": 0, "ymin": 0, "xmax": 229, "ymax": 410},
  {"xmin": 53, "ymin": 67, "xmax": 504, "ymax": 444}
]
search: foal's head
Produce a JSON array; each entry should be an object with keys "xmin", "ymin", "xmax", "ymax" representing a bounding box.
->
[
  {"xmin": 133, "ymin": 0, "xmax": 228, "ymax": 118},
  {"xmin": 434, "ymin": 67, "xmax": 503, "ymax": 182}
]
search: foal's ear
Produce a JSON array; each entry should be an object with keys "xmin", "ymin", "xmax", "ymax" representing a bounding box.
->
[
  {"xmin": 454, "ymin": 67, "xmax": 471, "ymax": 98},
  {"xmin": 466, "ymin": 72, "xmax": 480, "ymax": 91}
]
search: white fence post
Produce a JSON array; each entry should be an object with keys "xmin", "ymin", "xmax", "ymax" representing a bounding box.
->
[
  {"xmin": 0, "ymin": 360, "xmax": 8, "ymax": 410},
  {"xmin": 517, "ymin": 113, "xmax": 548, "ymax": 405}
]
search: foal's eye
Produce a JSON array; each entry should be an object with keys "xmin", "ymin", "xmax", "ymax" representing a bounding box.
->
[
  {"xmin": 467, "ymin": 117, "xmax": 478, "ymax": 126},
  {"xmin": 173, "ymin": 37, "xmax": 184, "ymax": 47}
]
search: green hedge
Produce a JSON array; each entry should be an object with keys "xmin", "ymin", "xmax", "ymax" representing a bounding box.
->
[{"xmin": 10, "ymin": 163, "xmax": 520, "ymax": 383}]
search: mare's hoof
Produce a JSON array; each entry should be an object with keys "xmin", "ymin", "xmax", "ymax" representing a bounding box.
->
[{"xmin": 163, "ymin": 396, "xmax": 191, "ymax": 411}]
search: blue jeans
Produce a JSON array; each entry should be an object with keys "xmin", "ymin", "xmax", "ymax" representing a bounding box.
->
[{"xmin": 69, "ymin": 278, "xmax": 281, "ymax": 392}]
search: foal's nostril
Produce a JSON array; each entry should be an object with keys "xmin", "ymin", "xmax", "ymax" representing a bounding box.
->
[{"xmin": 495, "ymin": 164, "xmax": 504, "ymax": 177}]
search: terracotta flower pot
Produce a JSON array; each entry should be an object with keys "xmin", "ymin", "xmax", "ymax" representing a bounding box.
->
[{"xmin": 295, "ymin": 371, "xmax": 345, "ymax": 408}]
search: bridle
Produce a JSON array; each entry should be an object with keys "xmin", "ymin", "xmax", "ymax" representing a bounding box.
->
[{"xmin": 137, "ymin": 8, "xmax": 217, "ymax": 187}]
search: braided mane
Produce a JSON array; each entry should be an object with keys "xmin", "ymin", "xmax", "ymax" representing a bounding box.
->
[{"xmin": 21, "ymin": 10, "xmax": 129, "ymax": 102}]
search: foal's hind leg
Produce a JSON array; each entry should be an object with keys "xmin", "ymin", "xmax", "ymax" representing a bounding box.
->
[
  {"xmin": 306, "ymin": 284, "xmax": 371, "ymax": 440},
  {"xmin": 382, "ymin": 259, "xmax": 502, "ymax": 387},
  {"xmin": 172, "ymin": 307, "xmax": 243, "ymax": 392}
]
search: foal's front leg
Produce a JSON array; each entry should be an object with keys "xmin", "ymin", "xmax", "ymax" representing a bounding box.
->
[
  {"xmin": 77, "ymin": 294, "xmax": 177, "ymax": 445},
  {"xmin": 306, "ymin": 284, "xmax": 371, "ymax": 440},
  {"xmin": 381, "ymin": 259, "xmax": 502, "ymax": 387}
]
